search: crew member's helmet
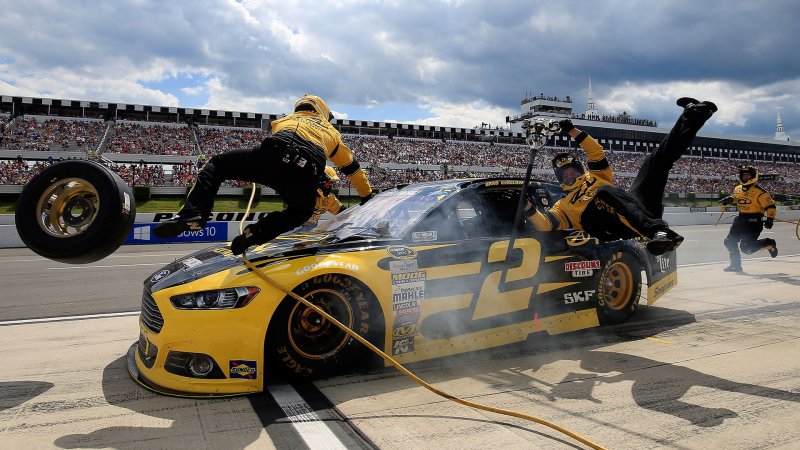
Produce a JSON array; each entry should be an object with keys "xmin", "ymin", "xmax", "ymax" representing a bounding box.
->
[
  {"xmin": 738, "ymin": 164, "xmax": 758, "ymax": 186},
  {"xmin": 551, "ymin": 152, "xmax": 586, "ymax": 189},
  {"xmin": 294, "ymin": 94, "xmax": 333, "ymax": 121}
]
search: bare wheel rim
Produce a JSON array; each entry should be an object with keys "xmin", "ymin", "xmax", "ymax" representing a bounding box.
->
[
  {"xmin": 602, "ymin": 261, "xmax": 634, "ymax": 310},
  {"xmin": 34, "ymin": 177, "xmax": 100, "ymax": 238},
  {"xmin": 288, "ymin": 288, "xmax": 354, "ymax": 360}
]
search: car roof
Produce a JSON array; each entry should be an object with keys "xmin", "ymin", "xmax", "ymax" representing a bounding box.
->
[{"xmin": 388, "ymin": 176, "xmax": 557, "ymax": 192}]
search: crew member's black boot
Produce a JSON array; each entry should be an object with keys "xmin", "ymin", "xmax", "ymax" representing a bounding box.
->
[
  {"xmin": 677, "ymin": 97, "xmax": 718, "ymax": 122},
  {"xmin": 231, "ymin": 223, "xmax": 271, "ymax": 255},
  {"xmin": 153, "ymin": 208, "xmax": 207, "ymax": 238},
  {"xmin": 646, "ymin": 228, "xmax": 684, "ymax": 255}
]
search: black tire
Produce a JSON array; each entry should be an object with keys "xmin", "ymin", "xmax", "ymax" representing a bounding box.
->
[
  {"xmin": 596, "ymin": 251, "xmax": 642, "ymax": 325},
  {"xmin": 15, "ymin": 160, "xmax": 136, "ymax": 264},
  {"xmin": 265, "ymin": 274, "xmax": 384, "ymax": 379}
]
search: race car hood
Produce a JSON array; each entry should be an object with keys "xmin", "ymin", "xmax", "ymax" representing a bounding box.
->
[{"xmin": 144, "ymin": 231, "xmax": 385, "ymax": 292}]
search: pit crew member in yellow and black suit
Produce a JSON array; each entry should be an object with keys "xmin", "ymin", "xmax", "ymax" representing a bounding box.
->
[
  {"xmin": 524, "ymin": 98, "xmax": 717, "ymax": 255},
  {"xmin": 717, "ymin": 164, "xmax": 778, "ymax": 272},
  {"xmin": 154, "ymin": 94, "xmax": 374, "ymax": 254}
]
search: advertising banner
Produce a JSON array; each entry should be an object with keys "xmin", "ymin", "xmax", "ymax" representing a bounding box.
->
[{"xmin": 125, "ymin": 222, "xmax": 229, "ymax": 244}]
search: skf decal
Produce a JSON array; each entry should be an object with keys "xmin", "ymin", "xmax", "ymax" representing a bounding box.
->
[
  {"xmin": 150, "ymin": 269, "xmax": 170, "ymax": 282},
  {"xmin": 565, "ymin": 260, "xmax": 600, "ymax": 271},
  {"xmin": 387, "ymin": 245, "xmax": 417, "ymax": 259},
  {"xmin": 412, "ymin": 231, "xmax": 438, "ymax": 242},
  {"xmin": 229, "ymin": 360, "xmax": 258, "ymax": 379},
  {"xmin": 564, "ymin": 290, "xmax": 596, "ymax": 304}
]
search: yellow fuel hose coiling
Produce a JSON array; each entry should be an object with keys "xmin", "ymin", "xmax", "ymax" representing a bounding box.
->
[{"xmin": 239, "ymin": 184, "xmax": 606, "ymax": 450}]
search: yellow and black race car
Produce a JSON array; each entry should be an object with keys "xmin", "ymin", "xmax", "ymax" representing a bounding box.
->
[{"xmin": 128, "ymin": 178, "xmax": 677, "ymax": 397}]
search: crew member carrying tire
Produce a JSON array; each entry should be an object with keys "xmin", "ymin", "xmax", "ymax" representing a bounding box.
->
[
  {"xmin": 523, "ymin": 97, "xmax": 717, "ymax": 255},
  {"xmin": 153, "ymin": 94, "xmax": 374, "ymax": 254},
  {"xmin": 718, "ymin": 164, "xmax": 778, "ymax": 272}
]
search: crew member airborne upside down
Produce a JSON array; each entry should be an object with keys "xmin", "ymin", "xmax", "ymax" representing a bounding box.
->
[{"xmin": 524, "ymin": 97, "xmax": 717, "ymax": 255}]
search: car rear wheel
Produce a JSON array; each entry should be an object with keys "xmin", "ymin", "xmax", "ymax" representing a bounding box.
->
[
  {"xmin": 265, "ymin": 274, "xmax": 384, "ymax": 379},
  {"xmin": 15, "ymin": 160, "xmax": 136, "ymax": 264},
  {"xmin": 596, "ymin": 251, "xmax": 642, "ymax": 325}
]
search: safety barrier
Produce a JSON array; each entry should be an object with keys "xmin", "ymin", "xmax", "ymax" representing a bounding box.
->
[{"xmin": 2, "ymin": 207, "xmax": 799, "ymax": 249}]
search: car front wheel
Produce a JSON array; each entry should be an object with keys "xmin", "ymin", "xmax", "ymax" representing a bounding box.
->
[{"xmin": 265, "ymin": 274, "xmax": 384, "ymax": 379}]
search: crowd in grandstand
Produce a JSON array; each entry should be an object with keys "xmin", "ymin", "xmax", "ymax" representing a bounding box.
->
[
  {"xmin": 1, "ymin": 117, "xmax": 105, "ymax": 152},
  {"xmin": 105, "ymin": 122, "xmax": 196, "ymax": 155},
  {"xmin": 1, "ymin": 115, "xmax": 798, "ymax": 199}
]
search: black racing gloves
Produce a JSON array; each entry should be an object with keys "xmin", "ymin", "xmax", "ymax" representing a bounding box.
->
[
  {"xmin": 718, "ymin": 196, "xmax": 734, "ymax": 205},
  {"xmin": 524, "ymin": 183, "xmax": 553, "ymax": 217},
  {"xmin": 764, "ymin": 217, "xmax": 774, "ymax": 229}
]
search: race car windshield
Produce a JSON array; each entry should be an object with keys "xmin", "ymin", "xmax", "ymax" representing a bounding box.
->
[{"xmin": 315, "ymin": 184, "xmax": 459, "ymax": 238}]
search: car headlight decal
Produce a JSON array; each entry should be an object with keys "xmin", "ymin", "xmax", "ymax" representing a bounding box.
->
[{"xmin": 170, "ymin": 286, "xmax": 260, "ymax": 310}]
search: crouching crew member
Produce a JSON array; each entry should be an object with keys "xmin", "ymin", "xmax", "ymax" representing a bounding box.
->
[
  {"xmin": 718, "ymin": 164, "xmax": 778, "ymax": 272},
  {"xmin": 524, "ymin": 97, "xmax": 717, "ymax": 255},
  {"xmin": 154, "ymin": 94, "xmax": 374, "ymax": 254},
  {"xmin": 297, "ymin": 165, "xmax": 347, "ymax": 231}
]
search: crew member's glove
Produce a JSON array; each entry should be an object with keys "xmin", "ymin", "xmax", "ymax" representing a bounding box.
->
[
  {"xmin": 764, "ymin": 217, "xmax": 774, "ymax": 229},
  {"xmin": 526, "ymin": 183, "xmax": 553, "ymax": 209},
  {"xmin": 318, "ymin": 179, "xmax": 334, "ymax": 197},
  {"xmin": 231, "ymin": 224, "xmax": 264, "ymax": 256},
  {"xmin": 359, "ymin": 192, "xmax": 376, "ymax": 205},
  {"xmin": 523, "ymin": 200, "xmax": 538, "ymax": 218},
  {"xmin": 523, "ymin": 185, "xmax": 540, "ymax": 217},
  {"xmin": 718, "ymin": 196, "xmax": 733, "ymax": 205},
  {"xmin": 558, "ymin": 119, "xmax": 575, "ymax": 135}
]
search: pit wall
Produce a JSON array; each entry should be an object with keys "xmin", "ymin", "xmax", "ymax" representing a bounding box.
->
[{"xmin": 2, "ymin": 207, "xmax": 799, "ymax": 249}]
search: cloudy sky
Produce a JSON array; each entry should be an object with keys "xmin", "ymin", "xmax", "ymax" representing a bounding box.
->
[{"xmin": 1, "ymin": 0, "xmax": 799, "ymax": 140}]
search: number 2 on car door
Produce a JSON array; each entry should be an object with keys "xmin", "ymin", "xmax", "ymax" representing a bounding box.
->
[{"xmin": 472, "ymin": 238, "xmax": 541, "ymax": 320}]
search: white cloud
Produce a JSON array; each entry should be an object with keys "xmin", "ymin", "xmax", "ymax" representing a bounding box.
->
[
  {"xmin": 0, "ymin": 0, "xmax": 798, "ymax": 139},
  {"xmin": 406, "ymin": 98, "xmax": 513, "ymax": 129},
  {"xmin": 601, "ymin": 79, "xmax": 800, "ymax": 130}
]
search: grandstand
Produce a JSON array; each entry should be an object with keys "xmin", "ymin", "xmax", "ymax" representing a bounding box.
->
[{"xmin": 1, "ymin": 93, "xmax": 798, "ymax": 200}]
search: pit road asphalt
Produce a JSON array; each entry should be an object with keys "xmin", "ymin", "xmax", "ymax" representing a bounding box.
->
[{"xmin": 1, "ymin": 223, "xmax": 798, "ymax": 449}]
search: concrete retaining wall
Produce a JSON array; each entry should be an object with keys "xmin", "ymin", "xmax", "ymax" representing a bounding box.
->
[{"xmin": 2, "ymin": 207, "xmax": 798, "ymax": 249}]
